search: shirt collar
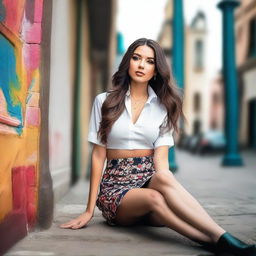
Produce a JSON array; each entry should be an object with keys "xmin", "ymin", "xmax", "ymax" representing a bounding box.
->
[{"xmin": 125, "ymin": 84, "xmax": 157, "ymax": 104}]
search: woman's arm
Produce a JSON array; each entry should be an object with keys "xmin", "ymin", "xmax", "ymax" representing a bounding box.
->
[
  {"xmin": 86, "ymin": 144, "xmax": 106, "ymax": 214},
  {"xmin": 60, "ymin": 144, "xmax": 106, "ymax": 229},
  {"xmin": 153, "ymin": 145, "xmax": 169, "ymax": 171}
]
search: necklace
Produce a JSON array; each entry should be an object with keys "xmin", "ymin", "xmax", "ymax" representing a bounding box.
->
[
  {"xmin": 131, "ymin": 94, "xmax": 148, "ymax": 102},
  {"xmin": 131, "ymin": 95, "xmax": 148, "ymax": 111}
]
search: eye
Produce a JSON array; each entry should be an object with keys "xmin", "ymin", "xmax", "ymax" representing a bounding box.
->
[
  {"xmin": 147, "ymin": 59, "xmax": 155, "ymax": 65},
  {"xmin": 132, "ymin": 55, "xmax": 140, "ymax": 61}
]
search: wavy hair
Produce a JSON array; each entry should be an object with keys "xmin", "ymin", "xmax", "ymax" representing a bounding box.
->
[{"xmin": 98, "ymin": 38, "xmax": 184, "ymax": 145}]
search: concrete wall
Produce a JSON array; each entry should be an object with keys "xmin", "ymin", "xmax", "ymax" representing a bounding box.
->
[
  {"xmin": 48, "ymin": 0, "xmax": 117, "ymax": 199},
  {"xmin": 48, "ymin": 0, "xmax": 76, "ymax": 201},
  {"xmin": 80, "ymin": 2, "xmax": 92, "ymax": 179}
]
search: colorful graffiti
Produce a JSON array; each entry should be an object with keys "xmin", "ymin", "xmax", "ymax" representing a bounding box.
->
[
  {"xmin": 0, "ymin": 33, "xmax": 23, "ymax": 134},
  {"xmin": 0, "ymin": 0, "xmax": 44, "ymax": 252}
]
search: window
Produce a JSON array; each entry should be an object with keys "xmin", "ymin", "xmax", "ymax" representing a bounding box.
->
[
  {"xmin": 193, "ymin": 120, "xmax": 201, "ymax": 135},
  {"xmin": 212, "ymin": 92, "xmax": 221, "ymax": 105},
  {"xmin": 194, "ymin": 93, "xmax": 201, "ymax": 112},
  {"xmin": 248, "ymin": 18, "xmax": 256, "ymax": 58},
  {"xmin": 194, "ymin": 39, "xmax": 204, "ymax": 70}
]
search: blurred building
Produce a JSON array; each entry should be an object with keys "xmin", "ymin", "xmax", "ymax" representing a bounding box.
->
[
  {"xmin": 208, "ymin": 74, "xmax": 224, "ymax": 131},
  {"xmin": 184, "ymin": 11, "xmax": 212, "ymax": 136},
  {"xmin": 235, "ymin": 0, "xmax": 256, "ymax": 149},
  {"xmin": 158, "ymin": 5, "xmax": 213, "ymax": 136},
  {"xmin": 0, "ymin": 0, "xmax": 117, "ymax": 253},
  {"xmin": 158, "ymin": 2, "xmax": 173, "ymax": 66}
]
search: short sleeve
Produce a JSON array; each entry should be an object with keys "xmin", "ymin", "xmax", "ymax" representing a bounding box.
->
[
  {"xmin": 153, "ymin": 115, "xmax": 174, "ymax": 149},
  {"xmin": 87, "ymin": 95, "xmax": 106, "ymax": 147}
]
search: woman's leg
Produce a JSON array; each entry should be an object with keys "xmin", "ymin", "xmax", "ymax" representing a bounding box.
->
[
  {"xmin": 147, "ymin": 170, "xmax": 225, "ymax": 242},
  {"xmin": 115, "ymin": 188, "xmax": 212, "ymax": 243}
]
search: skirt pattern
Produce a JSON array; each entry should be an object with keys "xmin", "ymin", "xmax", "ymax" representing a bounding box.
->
[{"xmin": 96, "ymin": 155, "xmax": 156, "ymax": 225}]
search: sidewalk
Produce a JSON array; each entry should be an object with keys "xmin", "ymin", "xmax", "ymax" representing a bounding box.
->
[{"xmin": 5, "ymin": 150, "xmax": 256, "ymax": 256}]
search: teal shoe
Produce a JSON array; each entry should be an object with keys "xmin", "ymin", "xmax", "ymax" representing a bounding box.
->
[{"xmin": 216, "ymin": 232, "xmax": 256, "ymax": 256}]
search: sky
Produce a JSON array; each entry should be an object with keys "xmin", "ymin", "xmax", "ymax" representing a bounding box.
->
[
  {"xmin": 117, "ymin": 0, "xmax": 223, "ymax": 78},
  {"xmin": 116, "ymin": 0, "xmax": 168, "ymax": 48}
]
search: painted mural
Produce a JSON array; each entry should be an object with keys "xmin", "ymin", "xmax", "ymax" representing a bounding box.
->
[
  {"xmin": 0, "ymin": 29, "xmax": 23, "ymax": 134},
  {"xmin": 0, "ymin": 0, "xmax": 44, "ymax": 250}
]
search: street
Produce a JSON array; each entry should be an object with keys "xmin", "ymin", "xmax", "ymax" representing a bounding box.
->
[{"xmin": 5, "ymin": 150, "xmax": 256, "ymax": 256}]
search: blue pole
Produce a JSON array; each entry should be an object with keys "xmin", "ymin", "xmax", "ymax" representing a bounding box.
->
[
  {"xmin": 172, "ymin": 0, "xmax": 184, "ymax": 90},
  {"xmin": 117, "ymin": 32, "xmax": 125, "ymax": 55},
  {"xmin": 169, "ymin": 0, "xmax": 184, "ymax": 171},
  {"xmin": 217, "ymin": 0, "xmax": 243, "ymax": 166}
]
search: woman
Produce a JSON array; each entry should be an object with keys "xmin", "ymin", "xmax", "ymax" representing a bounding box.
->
[{"xmin": 60, "ymin": 38, "xmax": 256, "ymax": 256}]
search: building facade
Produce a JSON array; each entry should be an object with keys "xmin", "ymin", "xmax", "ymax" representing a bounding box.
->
[
  {"xmin": 0, "ymin": 0, "xmax": 117, "ymax": 253},
  {"xmin": 158, "ymin": 5, "xmax": 213, "ymax": 137},
  {"xmin": 235, "ymin": 0, "xmax": 256, "ymax": 149},
  {"xmin": 183, "ymin": 11, "xmax": 212, "ymax": 136}
]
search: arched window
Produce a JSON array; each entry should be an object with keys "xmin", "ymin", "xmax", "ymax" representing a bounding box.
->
[{"xmin": 194, "ymin": 39, "xmax": 204, "ymax": 70}]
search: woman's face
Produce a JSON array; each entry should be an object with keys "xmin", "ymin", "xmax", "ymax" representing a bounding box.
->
[{"xmin": 128, "ymin": 45, "xmax": 156, "ymax": 84}]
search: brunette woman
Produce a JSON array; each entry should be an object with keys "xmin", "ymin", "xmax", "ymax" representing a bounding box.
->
[{"xmin": 60, "ymin": 38, "xmax": 256, "ymax": 256}]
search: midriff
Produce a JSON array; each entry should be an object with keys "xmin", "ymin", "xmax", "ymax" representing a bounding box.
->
[{"xmin": 106, "ymin": 148, "xmax": 154, "ymax": 160}]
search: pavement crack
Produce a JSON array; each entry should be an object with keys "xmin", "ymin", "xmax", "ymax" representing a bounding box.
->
[{"xmin": 216, "ymin": 213, "xmax": 256, "ymax": 217}]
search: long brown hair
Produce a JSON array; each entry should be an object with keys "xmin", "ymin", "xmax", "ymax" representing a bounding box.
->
[{"xmin": 98, "ymin": 38, "xmax": 184, "ymax": 145}]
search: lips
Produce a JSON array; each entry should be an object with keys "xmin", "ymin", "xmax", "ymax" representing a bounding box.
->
[{"xmin": 135, "ymin": 71, "xmax": 145, "ymax": 76}]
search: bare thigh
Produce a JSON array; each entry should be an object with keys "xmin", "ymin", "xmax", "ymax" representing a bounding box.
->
[{"xmin": 115, "ymin": 188, "xmax": 165, "ymax": 226}]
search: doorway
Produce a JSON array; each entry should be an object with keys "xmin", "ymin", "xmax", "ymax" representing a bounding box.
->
[{"xmin": 248, "ymin": 98, "xmax": 256, "ymax": 149}]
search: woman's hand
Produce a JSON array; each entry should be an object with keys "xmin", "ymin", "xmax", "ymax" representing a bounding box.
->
[{"xmin": 59, "ymin": 211, "xmax": 93, "ymax": 229}]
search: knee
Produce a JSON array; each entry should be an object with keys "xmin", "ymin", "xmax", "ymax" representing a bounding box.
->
[
  {"xmin": 153, "ymin": 170, "xmax": 177, "ymax": 188},
  {"xmin": 146, "ymin": 189, "xmax": 165, "ymax": 210}
]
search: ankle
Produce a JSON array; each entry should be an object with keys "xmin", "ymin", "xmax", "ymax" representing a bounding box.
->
[{"xmin": 213, "ymin": 230, "xmax": 227, "ymax": 243}]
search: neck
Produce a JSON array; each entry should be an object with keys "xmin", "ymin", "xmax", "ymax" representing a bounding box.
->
[{"xmin": 130, "ymin": 81, "xmax": 148, "ymax": 98}]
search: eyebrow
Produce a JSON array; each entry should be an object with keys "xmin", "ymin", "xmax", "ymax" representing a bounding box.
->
[{"xmin": 133, "ymin": 52, "xmax": 155, "ymax": 60}]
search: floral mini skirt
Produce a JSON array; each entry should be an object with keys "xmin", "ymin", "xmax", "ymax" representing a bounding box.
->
[{"xmin": 96, "ymin": 155, "xmax": 156, "ymax": 225}]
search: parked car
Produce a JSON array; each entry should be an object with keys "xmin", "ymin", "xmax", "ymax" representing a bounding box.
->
[
  {"xmin": 197, "ymin": 130, "xmax": 226, "ymax": 155},
  {"xmin": 188, "ymin": 133, "xmax": 203, "ymax": 153},
  {"xmin": 178, "ymin": 135, "xmax": 192, "ymax": 150}
]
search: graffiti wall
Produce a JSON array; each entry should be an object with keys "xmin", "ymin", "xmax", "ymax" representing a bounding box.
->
[{"xmin": 0, "ymin": 0, "xmax": 44, "ymax": 239}]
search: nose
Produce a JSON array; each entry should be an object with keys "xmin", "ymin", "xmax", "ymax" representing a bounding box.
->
[{"xmin": 138, "ymin": 59, "xmax": 145, "ymax": 69}]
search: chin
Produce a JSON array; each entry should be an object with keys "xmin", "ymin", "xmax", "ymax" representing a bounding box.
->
[{"xmin": 131, "ymin": 77, "xmax": 150, "ymax": 84}]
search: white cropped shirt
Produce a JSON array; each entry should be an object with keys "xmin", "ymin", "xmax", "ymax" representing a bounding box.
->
[{"xmin": 87, "ymin": 84, "xmax": 174, "ymax": 149}]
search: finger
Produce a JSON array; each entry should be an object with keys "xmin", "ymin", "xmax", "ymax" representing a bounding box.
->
[
  {"xmin": 59, "ymin": 224, "xmax": 72, "ymax": 228},
  {"xmin": 59, "ymin": 221, "xmax": 77, "ymax": 228},
  {"xmin": 71, "ymin": 222, "xmax": 82, "ymax": 229},
  {"xmin": 59, "ymin": 222, "xmax": 74, "ymax": 227},
  {"xmin": 71, "ymin": 222, "xmax": 85, "ymax": 229}
]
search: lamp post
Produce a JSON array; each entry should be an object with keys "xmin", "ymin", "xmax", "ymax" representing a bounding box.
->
[
  {"xmin": 169, "ymin": 0, "xmax": 184, "ymax": 171},
  {"xmin": 217, "ymin": 0, "xmax": 243, "ymax": 166}
]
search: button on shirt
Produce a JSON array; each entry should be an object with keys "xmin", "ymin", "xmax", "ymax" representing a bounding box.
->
[{"xmin": 87, "ymin": 84, "xmax": 174, "ymax": 149}]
